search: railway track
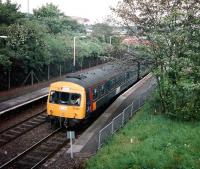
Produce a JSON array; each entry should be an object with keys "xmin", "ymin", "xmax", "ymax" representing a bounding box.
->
[
  {"xmin": 0, "ymin": 110, "xmax": 47, "ymax": 147},
  {"xmin": 0, "ymin": 127, "xmax": 69, "ymax": 169}
]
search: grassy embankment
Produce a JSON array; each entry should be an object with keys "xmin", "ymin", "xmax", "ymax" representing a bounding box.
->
[{"xmin": 86, "ymin": 103, "xmax": 200, "ymax": 169}]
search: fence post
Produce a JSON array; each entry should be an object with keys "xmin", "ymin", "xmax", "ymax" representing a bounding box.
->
[
  {"xmin": 8, "ymin": 70, "xmax": 10, "ymax": 89},
  {"xmin": 122, "ymin": 111, "xmax": 125, "ymax": 126},
  {"xmin": 130, "ymin": 102, "xmax": 134, "ymax": 117},
  {"xmin": 139, "ymin": 96, "xmax": 141, "ymax": 108},
  {"xmin": 98, "ymin": 131, "xmax": 101, "ymax": 149},
  {"xmin": 111, "ymin": 121, "xmax": 114, "ymax": 134},
  {"xmin": 59, "ymin": 65, "xmax": 62, "ymax": 77},
  {"xmin": 31, "ymin": 70, "xmax": 33, "ymax": 85}
]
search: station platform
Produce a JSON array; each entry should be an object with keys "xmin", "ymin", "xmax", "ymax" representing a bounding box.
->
[
  {"xmin": 0, "ymin": 88, "xmax": 48, "ymax": 115},
  {"xmin": 0, "ymin": 63, "xmax": 107, "ymax": 116},
  {"xmin": 68, "ymin": 73, "xmax": 156, "ymax": 154}
]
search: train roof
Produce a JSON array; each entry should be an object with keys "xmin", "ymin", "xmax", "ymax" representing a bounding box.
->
[{"xmin": 63, "ymin": 59, "xmax": 138, "ymax": 88}]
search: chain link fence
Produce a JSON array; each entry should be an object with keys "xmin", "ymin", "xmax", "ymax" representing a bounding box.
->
[
  {"xmin": 0, "ymin": 57, "xmax": 105, "ymax": 91},
  {"xmin": 98, "ymin": 82, "xmax": 156, "ymax": 149}
]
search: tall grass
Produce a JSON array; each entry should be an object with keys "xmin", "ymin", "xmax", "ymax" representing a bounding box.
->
[{"xmin": 86, "ymin": 103, "xmax": 200, "ymax": 169}]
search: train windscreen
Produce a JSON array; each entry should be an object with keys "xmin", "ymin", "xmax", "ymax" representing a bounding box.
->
[{"xmin": 49, "ymin": 91, "xmax": 81, "ymax": 106}]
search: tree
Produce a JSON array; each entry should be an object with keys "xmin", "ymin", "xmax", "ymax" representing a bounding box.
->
[
  {"xmin": 7, "ymin": 23, "xmax": 49, "ymax": 72},
  {"xmin": 92, "ymin": 23, "xmax": 113, "ymax": 42},
  {"xmin": 0, "ymin": 0, "xmax": 23, "ymax": 70},
  {"xmin": 0, "ymin": 0, "xmax": 23, "ymax": 25},
  {"xmin": 33, "ymin": 3, "xmax": 85, "ymax": 34},
  {"xmin": 113, "ymin": 0, "xmax": 200, "ymax": 120},
  {"xmin": 33, "ymin": 3, "xmax": 63, "ymax": 18}
]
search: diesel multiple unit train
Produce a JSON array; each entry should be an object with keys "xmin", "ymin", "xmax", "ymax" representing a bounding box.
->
[{"xmin": 47, "ymin": 59, "xmax": 150, "ymax": 127}]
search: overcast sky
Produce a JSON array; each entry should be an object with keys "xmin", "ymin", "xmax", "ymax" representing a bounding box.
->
[{"xmin": 7, "ymin": 0, "xmax": 119, "ymax": 23}]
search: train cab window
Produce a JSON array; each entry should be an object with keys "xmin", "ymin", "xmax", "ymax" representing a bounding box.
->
[
  {"xmin": 49, "ymin": 91, "xmax": 59, "ymax": 104},
  {"xmin": 49, "ymin": 91, "xmax": 81, "ymax": 106},
  {"xmin": 70, "ymin": 93, "xmax": 81, "ymax": 106},
  {"xmin": 60, "ymin": 92, "xmax": 70, "ymax": 104}
]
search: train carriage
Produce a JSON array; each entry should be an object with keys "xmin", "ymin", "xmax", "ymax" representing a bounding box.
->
[{"xmin": 47, "ymin": 59, "xmax": 149, "ymax": 127}]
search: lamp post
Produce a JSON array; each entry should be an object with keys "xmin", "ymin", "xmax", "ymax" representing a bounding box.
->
[
  {"xmin": 73, "ymin": 36, "xmax": 86, "ymax": 68},
  {"xmin": 109, "ymin": 36, "xmax": 112, "ymax": 45}
]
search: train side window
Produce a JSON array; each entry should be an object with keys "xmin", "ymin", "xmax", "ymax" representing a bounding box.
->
[
  {"xmin": 126, "ymin": 72, "xmax": 130, "ymax": 79},
  {"xmin": 105, "ymin": 81, "xmax": 111, "ymax": 91},
  {"xmin": 96, "ymin": 86, "xmax": 100, "ymax": 97},
  {"xmin": 116, "ymin": 76, "xmax": 120, "ymax": 86},
  {"xmin": 100, "ymin": 84, "xmax": 105, "ymax": 96},
  {"xmin": 93, "ymin": 88, "xmax": 98, "ymax": 100}
]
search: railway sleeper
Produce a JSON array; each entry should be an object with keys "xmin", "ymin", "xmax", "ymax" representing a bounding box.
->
[
  {"xmin": 0, "ymin": 137, "xmax": 7, "ymax": 143},
  {"xmin": 17, "ymin": 158, "xmax": 38, "ymax": 167},
  {"xmin": 29, "ymin": 151, "xmax": 48, "ymax": 157},
  {"xmin": 9, "ymin": 129, "xmax": 22, "ymax": 134},
  {"xmin": 26, "ymin": 154, "xmax": 44, "ymax": 161},
  {"xmin": 31, "ymin": 119, "xmax": 45, "ymax": 123},
  {"xmin": 15, "ymin": 126, "xmax": 28, "ymax": 130},
  {"xmin": 20, "ymin": 123, "xmax": 33, "ymax": 128},
  {"xmin": 34, "ymin": 150, "xmax": 52, "ymax": 156},
  {"xmin": 26, "ymin": 121, "xmax": 40, "ymax": 125},
  {"xmin": 40, "ymin": 145, "xmax": 56, "ymax": 152},
  {"xmin": 36, "ymin": 115, "xmax": 47, "ymax": 120},
  {"xmin": 48, "ymin": 140, "xmax": 64, "ymax": 145},
  {"xmin": 1, "ymin": 133, "xmax": 15, "ymax": 138}
]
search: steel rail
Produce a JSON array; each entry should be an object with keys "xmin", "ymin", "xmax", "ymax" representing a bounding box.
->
[
  {"xmin": 0, "ymin": 127, "xmax": 62, "ymax": 169},
  {"xmin": 0, "ymin": 109, "xmax": 47, "ymax": 147}
]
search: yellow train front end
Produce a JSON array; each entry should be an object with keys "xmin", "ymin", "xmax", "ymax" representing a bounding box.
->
[{"xmin": 47, "ymin": 81, "xmax": 86, "ymax": 126}]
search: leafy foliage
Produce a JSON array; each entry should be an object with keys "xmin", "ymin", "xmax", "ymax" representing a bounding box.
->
[
  {"xmin": 33, "ymin": 3, "xmax": 64, "ymax": 18},
  {"xmin": 0, "ymin": 0, "xmax": 23, "ymax": 25},
  {"xmin": 92, "ymin": 23, "xmax": 113, "ymax": 42},
  {"xmin": 113, "ymin": 0, "xmax": 200, "ymax": 120},
  {"xmin": 0, "ymin": 1, "xmax": 113, "ymax": 90}
]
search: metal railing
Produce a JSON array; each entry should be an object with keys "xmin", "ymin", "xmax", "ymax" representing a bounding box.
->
[{"xmin": 98, "ymin": 82, "xmax": 156, "ymax": 149}]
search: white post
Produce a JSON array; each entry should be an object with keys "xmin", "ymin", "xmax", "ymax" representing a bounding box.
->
[
  {"xmin": 109, "ymin": 36, "xmax": 112, "ymax": 45},
  {"xmin": 70, "ymin": 132, "xmax": 73, "ymax": 158},
  {"xmin": 73, "ymin": 37, "xmax": 76, "ymax": 67},
  {"xmin": 73, "ymin": 36, "xmax": 86, "ymax": 68}
]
